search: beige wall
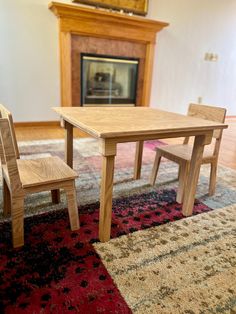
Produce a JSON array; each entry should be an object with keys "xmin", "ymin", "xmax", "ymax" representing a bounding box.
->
[
  {"xmin": 0, "ymin": 0, "xmax": 68, "ymax": 122},
  {"xmin": 0, "ymin": 0, "xmax": 235, "ymax": 121},
  {"xmin": 148, "ymin": 0, "xmax": 236, "ymax": 115}
]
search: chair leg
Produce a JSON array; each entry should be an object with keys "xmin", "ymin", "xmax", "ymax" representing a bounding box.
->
[
  {"xmin": 65, "ymin": 181, "xmax": 80, "ymax": 231},
  {"xmin": 209, "ymin": 162, "xmax": 217, "ymax": 196},
  {"xmin": 11, "ymin": 196, "xmax": 24, "ymax": 248},
  {"xmin": 176, "ymin": 162, "xmax": 189, "ymax": 204},
  {"xmin": 150, "ymin": 151, "xmax": 162, "ymax": 186},
  {"xmin": 51, "ymin": 189, "xmax": 61, "ymax": 204},
  {"xmin": 177, "ymin": 166, "xmax": 181, "ymax": 180},
  {"xmin": 3, "ymin": 178, "xmax": 11, "ymax": 217}
]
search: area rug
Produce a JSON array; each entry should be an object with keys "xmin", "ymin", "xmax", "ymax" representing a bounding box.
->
[
  {"xmin": 95, "ymin": 205, "xmax": 236, "ymax": 314},
  {"xmin": 0, "ymin": 138, "xmax": 235, "ymax": 313},
  {"xmin": 1, "ymin": 138, "xmax": 235, "ymax": 218}
]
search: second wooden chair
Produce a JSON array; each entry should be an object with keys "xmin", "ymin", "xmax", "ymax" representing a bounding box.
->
[{"xmin": 149, "ymin": 103, "xmax": 226, "ymax": 203}]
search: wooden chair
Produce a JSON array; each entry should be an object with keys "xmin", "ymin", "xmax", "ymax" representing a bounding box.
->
[
  {"xmin": 0, "ymin": 104, "xmax": 80, "ymax": 248},
  {"xmin": 150, "ymin": 103, "xmax": 226, "ymax": 203}
]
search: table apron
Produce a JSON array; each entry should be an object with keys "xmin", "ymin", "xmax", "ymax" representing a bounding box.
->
[{"xmin": 98, "ymin": 129, "xmax": 214, "ymax": 146}]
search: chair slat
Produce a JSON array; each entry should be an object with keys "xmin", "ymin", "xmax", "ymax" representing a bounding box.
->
[
  {"xmin": 188, "ymin": 103, "xmax": 226, "ymax": 139},
  {"xmin": 0, "ymin": 119, "xmax": 22, "ymax": 193},
  {"xmin": 0, "ymin": 104, "xmax": 20, "ymax": 159}
]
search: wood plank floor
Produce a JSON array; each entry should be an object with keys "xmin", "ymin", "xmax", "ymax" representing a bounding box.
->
[{"xmin": 15, "ymin": 119, "xmax": 236, "ymax": 170}]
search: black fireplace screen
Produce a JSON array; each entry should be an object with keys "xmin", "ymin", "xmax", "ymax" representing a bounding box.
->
[{"xmin": 81, "ymin": 54, "xmax": 139, "ymax": 106}]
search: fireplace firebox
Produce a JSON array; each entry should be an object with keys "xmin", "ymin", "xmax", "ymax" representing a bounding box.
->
[{"xmin": 81, "ymin": 54, "xmax": 139, "ymax": 106}]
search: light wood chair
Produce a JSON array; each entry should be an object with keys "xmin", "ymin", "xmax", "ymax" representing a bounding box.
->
[
  {"xmin": 150, "ymin": 103, "xmax": 226, "ymax": 203},
  {"xmin": 0, "ymin": 104, "xmax": 80, "ymax": 248}
]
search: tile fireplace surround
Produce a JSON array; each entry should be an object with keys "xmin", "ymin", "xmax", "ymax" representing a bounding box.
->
[{"xmin": 49, "ymin": 2, "xmax": 169, "ymax": 107}]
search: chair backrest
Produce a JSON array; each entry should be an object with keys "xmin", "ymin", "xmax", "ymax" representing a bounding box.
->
[
  {"xmin": 0, "ymin": 118, "xmax": 22, "ymax": 193},
  {"xmin": 184, "ymin": 103, "xmax": 227, "ymax": 157},
  {"xmin": 0, "ymin": 104, "xmax": 20, "ymax": 160}
]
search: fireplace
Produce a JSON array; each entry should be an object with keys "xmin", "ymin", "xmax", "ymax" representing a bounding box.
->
[
  {"xmin": 49, "ymin": 2, "xmax": 169, "ymax": 107},
  {"xmin": 81, "ymin": 54, "xmax": 139, "ymax": 106}
]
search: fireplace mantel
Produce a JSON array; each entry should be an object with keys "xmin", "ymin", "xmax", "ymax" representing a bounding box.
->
[{"xmin": 49, "ymin": 2, "xmax": 169, "ymax": 106}]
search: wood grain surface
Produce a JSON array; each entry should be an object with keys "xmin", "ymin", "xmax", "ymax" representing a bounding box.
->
[
  {"xmin": 53, "ymin": 107, "xmax": 227, "ymax": 139},
  {"xmin": 17, "ymin": 157, "xmax": 77, "ymax": 188}
]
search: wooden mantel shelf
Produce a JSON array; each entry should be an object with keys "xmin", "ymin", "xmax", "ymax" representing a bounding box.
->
[
  {"xmin": 49, "ymin": 2, "xmax": 168, "ymax": 44},
  {"xmin": 49, "ymin": 2, "xmax": 169, "ymax": 107}
]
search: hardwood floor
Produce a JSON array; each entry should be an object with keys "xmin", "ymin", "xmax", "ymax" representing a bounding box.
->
[
  {"xmin": 14, "ymin": 119, "xmax": 236, "ymax": 170},
  {"xmin": 14, "ymin": 126, "xmax": 88, "ymax": 141},
  {"xmin": 218, "ymin": 119, "xmax": 236, "ymax": 169}
]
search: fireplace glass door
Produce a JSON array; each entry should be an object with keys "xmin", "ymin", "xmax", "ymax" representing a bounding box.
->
[{"xmin": 81, "ymin": 54, "xmax": 139, "ymax": 106}]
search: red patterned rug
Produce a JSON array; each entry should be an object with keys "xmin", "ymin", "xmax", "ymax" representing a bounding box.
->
[
  {"xmin": 1, "ymin": 138, "xmax": 235, "ymax": 313},
  {"xmin": 0, "ymin": 189, "xmax": 211, "ymax": 313}
]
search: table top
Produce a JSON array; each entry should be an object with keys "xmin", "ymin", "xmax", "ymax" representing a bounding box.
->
[{"xmin": 53, "ymin": 107, "xmax": 227, "ymax": 139}]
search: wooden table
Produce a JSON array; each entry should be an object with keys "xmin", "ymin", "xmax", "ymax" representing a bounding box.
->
[{"xmin": 53, "ymin": 107, "xmax": 227, "ymax": 242}]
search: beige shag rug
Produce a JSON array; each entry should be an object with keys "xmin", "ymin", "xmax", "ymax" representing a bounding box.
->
[{"xmin": 94, "ymin": 205, "xmax": 236, "ymax": 314}]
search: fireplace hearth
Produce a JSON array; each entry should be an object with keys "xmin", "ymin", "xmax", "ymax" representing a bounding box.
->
[{"xmin": 81, "ymin": 54, "xmax": 139, "ymax": 106}]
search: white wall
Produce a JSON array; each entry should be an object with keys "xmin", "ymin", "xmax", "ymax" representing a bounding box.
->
[
  {"xmin": 0, "ymin": 0, "xmax": 70, "ymax": 121},
  {"xmin": 148, "ymin": 0, "xmax": 236, "ymax": 115},
  {"xmin": 0, "ymin": 0, "xmax": 235, "ymax": 121}
]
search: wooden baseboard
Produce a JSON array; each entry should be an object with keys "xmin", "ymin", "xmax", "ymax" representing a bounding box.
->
[{"xmin": 14, "ymin": 121, "xmax": 60, "ymax": 127}]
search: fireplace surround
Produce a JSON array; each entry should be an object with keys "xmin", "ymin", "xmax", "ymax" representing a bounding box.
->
[{"xmin": 49, "ymin": 2, "xmax": 169, "ymax": 107}]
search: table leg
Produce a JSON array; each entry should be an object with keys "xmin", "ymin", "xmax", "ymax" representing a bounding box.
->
[
  {"xmin": 134, "ymin": 140, "xmax": 144, "ymax": 180},
  {"xmin": 64, "ymin": 120, "xmax": 73, "ymax": 168},
  {"xmin": 182, "ymin": 132, "xmax": 213, "ymax": 216},
  {"xmin": 99, "ymin": 139, "xmax": 116, "ymax": 242}
]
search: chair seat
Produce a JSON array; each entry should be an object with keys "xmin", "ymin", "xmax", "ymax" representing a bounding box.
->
[
  {"xmin": 157, "ymin": 144, "xmax": 215, "ymax": 163},
  {"xmin": 3, "ymin": 156, "xmax": 77, "ymax": 189},
  {"xmin": 19, "ymin": 156, "xmax": 78, "ymax": 188}
]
